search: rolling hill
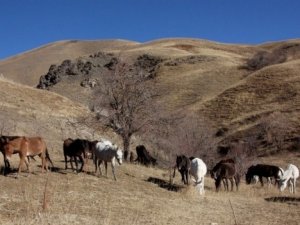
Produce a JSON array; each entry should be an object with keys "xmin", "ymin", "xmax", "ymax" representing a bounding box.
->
[
  {"xmin": 1, "ymin": 38, "xmax": 300, "ymax": 225},
  {"xmin": 2, "ymin": 38, "xmax": 299, "ymax": 156}
]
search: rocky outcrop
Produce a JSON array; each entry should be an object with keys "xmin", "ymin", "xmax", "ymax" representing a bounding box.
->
[{"xmin": 37, "ymin": 52, "xmax": 164, "ymax": 89}]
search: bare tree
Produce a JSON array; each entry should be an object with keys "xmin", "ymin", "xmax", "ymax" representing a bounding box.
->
[
  {"xmin": 260, "ymin": 111, "xmax": 294, "ymax": 152},
  {"xmin": 226, "ymin": 139, "xmax": 259, "ymax": 175},
  {"xmin": 156, "ymin": 112, "xmax": 218, "ymax": 169},
  {"xmin": 93, "ymin": 57, "xmax": 157, "ymax": 160}
]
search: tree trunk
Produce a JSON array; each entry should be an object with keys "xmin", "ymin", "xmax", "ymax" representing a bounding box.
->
[{"xmin": 123, "ymin": 135, "xmax": 131, "ymax": 161}]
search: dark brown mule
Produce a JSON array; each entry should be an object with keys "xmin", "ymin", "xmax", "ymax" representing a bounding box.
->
[
  {"xmin": 63, "ymin": 138, "xmax": 96, "ymax": 173},
  {"xmin": 213, "ymin": 162, "xmax": 240, "ymax": 192},
  {"xmin": 0, "ymin": 136, "xmax": 52, "ymax": 177},
  {"xmin": 211, "ymin": 158, "xmax": 236, "ymax": 190},
  {"xmin": 173, "ymin": 155, "xmax": 191, "ymax": 185}
]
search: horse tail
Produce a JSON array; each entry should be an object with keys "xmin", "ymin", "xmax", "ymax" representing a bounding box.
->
[{"xmin": 45, "ymin": 148, "xmax": 54, "ymax": 170}]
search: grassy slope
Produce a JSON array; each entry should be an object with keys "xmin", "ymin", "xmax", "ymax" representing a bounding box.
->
[
  {"xmin": 1, "ymin": 38, "xmax": 300, "ymax": 224},
  {"xmin": 0, "ymin": 77, "xmax": 116, "ymax": 157},
  {"xmin": 0, "ymin": 157, "xmax": 299, "ymax": 225}
]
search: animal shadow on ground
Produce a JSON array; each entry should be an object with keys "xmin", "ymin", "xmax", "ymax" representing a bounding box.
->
[
  {"xmin": 0, "ymin": 166, "xmax": 41, "ymax": 178},
  {"xmin": 146, "ymin": 177, "xmax": 184, "ymax": 192},
  {"xmin": 37, "ymin": 165, "xmax": 67, "ymax": 174},
  {"xmin": 0, "ymin": 166, "xmax": 17, "ymax": 176},
  {"xmin": 265, "ymin": 196, "xmax": 300, "ymax": 206},
  {"xmin": 0, "ymin": 165, "xmax": 67, "ymax": 177}
]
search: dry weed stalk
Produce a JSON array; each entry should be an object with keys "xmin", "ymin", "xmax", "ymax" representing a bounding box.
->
[
  {"xmin": 228, "ymin": 199, "xmax": 238, "ymax": 225},
  {"xmin": 42, "ymin": 174, "xmax": 50, "ymax": 211}
]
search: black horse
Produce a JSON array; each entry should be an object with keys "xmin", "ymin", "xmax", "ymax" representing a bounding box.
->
[
  {"xmin": 173, "ymin": 155, "xmax": 191, "ymax": 185},
  {"xmin": 135, "ymin": 145, "xmax": 157, "ymax": 166},
  {"xmin": 245, "ymin": 164, "xmax": 283, "ymax": 187}
]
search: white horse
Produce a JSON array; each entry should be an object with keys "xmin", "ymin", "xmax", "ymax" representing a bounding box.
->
[
  {"xmin": 279, "ymin": 164, "xmax": 299, "ymax": 194},
  {"xmin": 93, "ymin": 140, "xmax": 123, "ymax": 181},
  {"xmin": 190, "ymin": 158, "xmax": 207, "ymax": 195}
]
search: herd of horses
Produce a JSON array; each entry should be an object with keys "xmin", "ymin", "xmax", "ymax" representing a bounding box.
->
[
  {"xmin": 0, "ymin": 135, "xmax": 299, "ymax": 195},
  {"xmin": 0, "ymin": 135, "xmax": 123, "ymax": 180},
  {"xmin": 174, "ymin": 154, "xmax": 299, "ymax": 195}
]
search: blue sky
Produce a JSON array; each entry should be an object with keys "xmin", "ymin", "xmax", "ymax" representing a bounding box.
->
[{"xmin": 0, "ymin": 0, "xmax": 299, "ymax": 59}]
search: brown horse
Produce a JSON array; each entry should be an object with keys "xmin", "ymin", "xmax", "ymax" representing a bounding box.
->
[
  {"xmin": 0, "ymin": 136, "xmax": 52, "ymax": 177},
  {"xmin": 63, "ymin": 138, "xmax": 96, "ymax": 173},
  {"xmin": 213, "ymin": 162, "xmax": 240, "ymax": 192}
]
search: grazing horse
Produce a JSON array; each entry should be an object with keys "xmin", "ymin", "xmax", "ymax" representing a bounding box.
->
[
  {"xmin": 214, "ymin": 163, "xmax": 240, "ymax": 192},
  {"xmin": 210, "ymin": 158, "xmax": 239, "ymax": 191},
  {"xmin": 63, "ymin": 138, "xmax": 95, "ymax": 173},
  {"xmin": 135, "ymin": 145, "xmax": 157, "ymax": 166},
  {"xmin": 173, "ymin": 155, "xmax": 191, "ymax": 185},
  {"xmin": 0, "ymin": 136, "xmax": 52, "ymax": 177},
  {"xmin": 245, "ymin": 164, "xmax": 283, "ymax": 187},
  {"xmin": 190, "ymin": 157, "xmax": 207, "ymax": 195},
  {"xmin": 278, "ymin": 164, "xmax": 299, "ymax": 194},
  {"xmin": 93, "ymin": 140, "xmax": 123, "ymax": 181},
  {"xmin": 210, "ymin": 158, "xmax": 235, "ymax": 179}
]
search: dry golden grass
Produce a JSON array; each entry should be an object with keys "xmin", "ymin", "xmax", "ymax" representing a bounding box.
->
[
  {"xmin": 1, "ymin": 38, "xmax": 300, "ymax": 224},
  {"xmin": 0, "ymin": 77, "xmax": 89, "ymax": 118},
  {"xmin": 0, "ymin": 157, "xmax": 300, "ymax": 225},
  {"xmin": 0, "ymin": 77, "xmax": 115, "ymax": 157}
]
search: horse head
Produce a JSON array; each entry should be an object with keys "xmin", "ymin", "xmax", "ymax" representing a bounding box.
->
[
  {"xmin": 176, "ymin": 155, "xmax": 189, "ymax": 170},
  {"xmin": 116, "ymin": 148, "xmax": 123, "ymax": 165},
  {"xmin": 210, "ymin": 170, "xmax": 217, "ymax": 180},
  {"xmin": 245, "ymin": 171, "xmax": 253, "ymax": 184}
]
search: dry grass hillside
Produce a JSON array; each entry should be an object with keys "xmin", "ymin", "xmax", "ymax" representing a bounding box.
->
[
  {"xmin": 2, "ymin": 38, "xmax": 298, "ymax": 153},
  {"xmin": 1, "ymin": 38, "xmax": 300, "ymax": 224},
  {"xmin": 0, "ymin": 77, "xmax": 116, "ymax": 157},
  {"xmin": 0, "ymin": 155, "xmax": 300, "ymax": 225},
  {"xmin": 1, "ymin": 38, "xmax": 300, "ymax": 153}
]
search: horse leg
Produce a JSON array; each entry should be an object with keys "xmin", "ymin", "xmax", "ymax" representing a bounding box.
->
[
  {"xmin": 3, "ymin": 155, "xmax": 11, "ymax": 176},
  {"xmin": 70, "ymin": 156, "xmax": 76, "ymax": 172},
  {"xmin": 64, "ymin": 154, "xmax": 68, "ymax": 170},
  {"xmin": 293, "ymin": 179, "xmax": 296, "ymax": 194},
  {"xmin": 186, "ymin": 170, "xmax": 189, "ymax": 185},
  {"xmin": 111, "ymin": 162, "xmax": 117, "ymax": 181},
  {"xmin": 229, "ymin": 178, "xmax": 234, "ymax": 191},
  {"xmin": 180, "ymin": 171, "xmax": 186, "ymax": 184},
  {"xmin": 78, "ymin": 155, "xmax": 84, "ymax": 173},
  {"xmin": 41, "ymin": 153, "xmax": 48, "ymax": 173},
  {"xmin": 222, "ymin": 179, "xmax": 227, "ymax": 191},
  {"xmin": 104, "ymin": 161, "xmax": 108, "ymax": 177},
  {"xmin": 224, "ymin": 178, "xmax": 229, "ymax": 191},
  {"xmin": 94, "ymin": 157, "xmax": 98, "ymax": 174},
  {"xmin": 200, "ymin": 177, "xmax": 205, "ymax": 195},
  {"xmin": 234, "ymin": 175, "xmax": 240, "ymax": 191},
  {"xmin": 16, "ymin": 154, "xmax": 26, "ymax": 178},
  {"xmin": 73, "ymin": 155, "xmax": 78, "ymax": 173},
  {"xmin": 98, "ymin": 160, "xmax": 103, "ymax": 176},
  {"xmin": 172, "ymin": 166, "xmax": 176, "ymax": 181},
  {"xmin": 267, "ymin": 177, "xmax": 272, "ymax": 188},
  {"xmin": 215, "ymin": 176, "xmax": 222, "ymax": 192},
  {"xmin": 83, "ymin": 155, "xmax": 89, "ymax": 173},
  {"xmin": 24, "ymin": 156, "xmax": 30, "ymax": 174},
  {"xmin": 289, "ymin": 179, "xmax": 295, "ymax": 193},
  {"xmin": 259, "ymin": 176, "xmax": 264, "ymax": 187}
]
